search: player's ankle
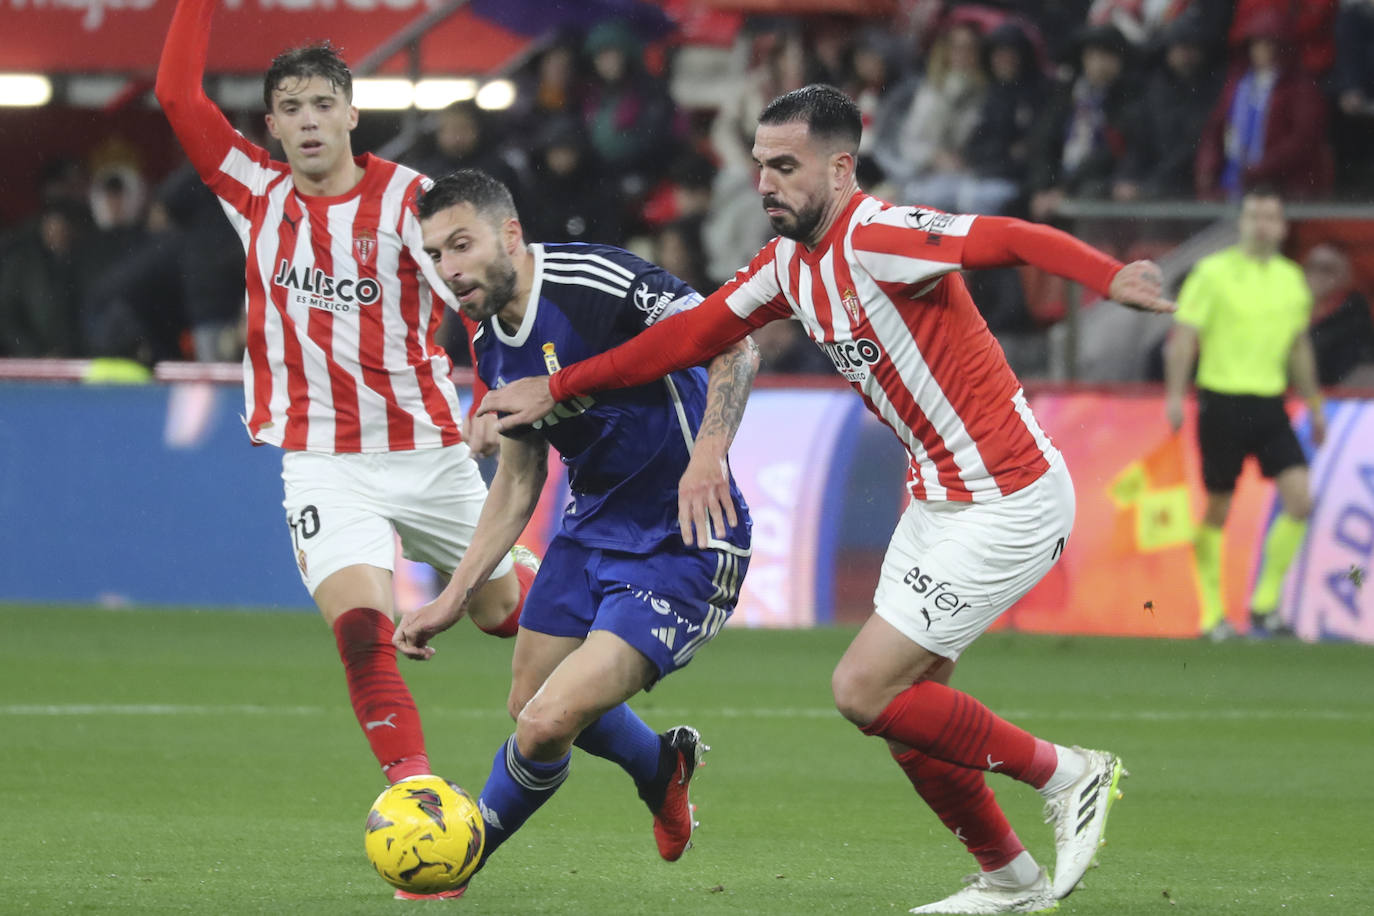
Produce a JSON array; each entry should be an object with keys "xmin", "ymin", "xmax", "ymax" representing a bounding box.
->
[
  {"xmin": 384, "ymin": 754, "xmax": 431, "ymax": 784},
  {"xmin": 1038, "ymin": 745, "xmax": 1087, "ymax": 797},
  {"xmin": 983, "ymin": 851, "xmax": 1040, "ymax": 889}
]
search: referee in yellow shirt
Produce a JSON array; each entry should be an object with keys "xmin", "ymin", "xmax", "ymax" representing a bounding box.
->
[{"xmin": 1164, "ymin": 188, "xmax": 1326, "ymax": 640}]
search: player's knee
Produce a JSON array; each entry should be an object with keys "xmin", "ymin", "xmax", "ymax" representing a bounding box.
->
[
  {"xmin": 830, "ymin": 662, "xmax": 883, "ymax": 729},
  {"xmin": 1287, "ymin": 493, "xmax": 1313, "ymax": 522},
  {"xmin": 514, "ymin": 699, "xmax": 577, "ymax": 760}
]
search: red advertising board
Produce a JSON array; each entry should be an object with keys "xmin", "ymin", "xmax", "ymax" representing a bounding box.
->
[{"xmin": 0, "ymin": 1, "xmax": 529, "ymax": 74}]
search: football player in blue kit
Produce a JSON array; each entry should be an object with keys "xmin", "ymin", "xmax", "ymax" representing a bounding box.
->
[{"xmin": 394, "ymin": 169, "xmax": 757, "ymax": 886}]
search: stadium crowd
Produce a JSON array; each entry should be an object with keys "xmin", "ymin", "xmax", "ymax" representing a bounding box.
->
[{"xmin": 2, "ymin": 0, "xmax": 1373, "ymax": 381}]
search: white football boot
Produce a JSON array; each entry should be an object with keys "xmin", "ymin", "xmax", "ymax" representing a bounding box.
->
[{"xmin": 1042, "ymin": 747, "xmax": 1127, "ymax": 899}]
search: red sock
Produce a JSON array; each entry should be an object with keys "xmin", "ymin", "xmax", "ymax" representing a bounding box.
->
[
  {"xmin": 861, "ymin": 681, "xmax": 1058, "ymax": 788},
  {"xmin": 476, "ymin": 554, "xmax": 536, "ymax": 639},
  {"xmin": 332, "ymin": 607, "xmax": 429, "ymax": 782},
  {"xmin": 891, "ymin": 747, "xmax": 1024, "ymax": 870}
]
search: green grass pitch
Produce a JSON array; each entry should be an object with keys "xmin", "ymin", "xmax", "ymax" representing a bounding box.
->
[{"xmin": 2, "ymin": 604, "xmax": 1371, "ymax": 914}]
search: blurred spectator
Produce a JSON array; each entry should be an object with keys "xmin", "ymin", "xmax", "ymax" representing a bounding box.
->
[
  {"xmin": 640, "ymin": 153, "xmax": 717, "ymax": 232},
  {"xmin": 704, "ymin": 24, "xmax": 805, "ymax": 282},
  {"xmin": 520, "ymin": 116, "xmax": 624, "ymax": 246},
  {"xmin": 1002, "ymin": 0, "xmax": 1093, "ymax": 66},
  {"xmin": 1331, "ymin": 0, "xmax": 1374, "ymax": 195},
  {"xmin": 581, "ymin": 21, "xmax": 682, "ymax": 199},
  {"xmin": 652, "ymin": 217, "xmax": 712, "ymax": 295},
  {"xmin": 81, "ymin": 199, "xmax": 188, "ymax": 365},
  {"xmin": 508, "ymin": 38, "xmax": 585, "ymax": 139},
  {"xmin": 1118, "ymin": 17, "xmax": 1220, "ymax": 200},
  {"xmin": 157, "ymin": 164, "xmax": 245, "ymax": 361},
  {"xmin": 803, "ymin": 15, "xmax": 854, "ymax": 86},
  {"xmin": 0, "ymin": 200, "xmax": 88, "ymax": 357},
  {"xmin": 404, "ymin": 100, "xmax": 524, "ymax": 204},
  {"xmin": 87, "ymin": 165, "xmax": 149, "ymax": 281},
  {"xmin": 1028, "ymin": 24, "xmax": 1134, "ymax": 220},
  {"xmin": 959, "ymin": 21, "xmax": 1045, "ymax": 216},
  {"xmin": 1228, "ymin": 0, "xmax": 1336, "ymax": 79},
  {"xmin": 711, "ymin": 24, "xmax": 806, "ymax": 173},
  {"xmin": 1087, "ymin": 0, "xmax": 1230, "ymax": 51},
  {"xmin": 1195, "ymin": 12, "xmax": 1333, "ymax": 201},
  {"xmin": 844, "ymin": 28, "xmax": 905, "ymax": 163},
  {"xmin": 38, "ymin": 157, "xmax": 90, "ymax": 213},
  {"xmin": 872, "ymin": 21, "xmax": 989, "ymax": 210},
  {"xmin": 1303, "ymin": 243, "xmax": 1374, "ymax": 385}
]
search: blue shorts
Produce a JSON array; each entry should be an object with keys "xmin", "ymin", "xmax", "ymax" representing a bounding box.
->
[{"xmin": 520, "ymin": 535, "xmax": 749, "ymax": 684}]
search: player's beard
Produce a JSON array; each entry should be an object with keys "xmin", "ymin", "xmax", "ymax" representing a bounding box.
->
[
  {"xmin": 763, "ymin": 193, "xmax": 825, "ymax": 244},
  {"xmin": 461, "ymin": 250, "xmax": 519, "ymax": 322}
]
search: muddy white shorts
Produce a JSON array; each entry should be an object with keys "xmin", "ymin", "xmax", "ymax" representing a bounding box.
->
[
  {"xmin": 873, "ymin": 456, "xmax": 1075, "ymax": 661},
  {"xmin": 280, "ymin": 444, "xmax": 514, "ymax": 596}
]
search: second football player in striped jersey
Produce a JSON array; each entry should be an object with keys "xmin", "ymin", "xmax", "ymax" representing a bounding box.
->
[
  {"xmin": 394, "ymin": 170, "xmax": 757, "ymax": 880},
  {"xmin": 155, "ymin": 2, "xmax": 535, "ymax": 876},
  {"xmin": 484, "ymin": 85, "xmax": 1173, "ymax": 913}
]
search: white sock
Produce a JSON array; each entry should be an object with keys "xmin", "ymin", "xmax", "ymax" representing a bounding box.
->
[
  {"xmin": 1038, "ymin": 745, "xmax": 1087, "ymax": 798},
  {"xmin": 984, "ymin": 851, "xmax": 1040, "ymax": 889}
]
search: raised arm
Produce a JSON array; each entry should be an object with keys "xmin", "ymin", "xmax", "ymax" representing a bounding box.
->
[
  {"xmin": 962, "ymin": 216, "xmax": 1174, "ymax": 312},
  {"xmin": 678, "ymin": 336, "xmax": 760, "ymax": 548},
  {"xmin": 154, "ymin": 0, "xmax": 247, "ymax": 179},
  {"xmin": 394, "ymin": 429, "xmax": 548, "ymax": 659}
]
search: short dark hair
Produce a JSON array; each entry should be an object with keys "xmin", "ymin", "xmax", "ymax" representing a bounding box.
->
[
  {"xmin": 263, "ymin": 42, "xmax": 353, "ymax": 111},
  {"xmin": 416, "ymin": 169, "xmax": 518, "ymax": 225},
  {"xmin": 758, "ymin": 84, "xmax": 862, "ymax": 153}
]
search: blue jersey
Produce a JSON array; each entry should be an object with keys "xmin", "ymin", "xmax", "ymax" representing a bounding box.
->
[{"xmin": 474, "ymin": 243, "xmax": 751, "ymax": 555}]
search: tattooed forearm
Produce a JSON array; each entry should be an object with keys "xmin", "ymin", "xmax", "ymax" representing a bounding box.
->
[{"xmin": 696, "ymin": 336, "xmax": 759, "ymax": 451}]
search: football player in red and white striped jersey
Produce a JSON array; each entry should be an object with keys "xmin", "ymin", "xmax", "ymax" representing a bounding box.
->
[
  {"xmin": 483, "ymin": 85, "xmax": 1173, "ymax": 911},
  {"xmin": 155, "ymin": 0, "xmax": 534, "ymax": 845}
]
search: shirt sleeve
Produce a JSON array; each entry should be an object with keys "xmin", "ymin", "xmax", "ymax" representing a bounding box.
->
[
  {"xmin": 154, "ymin": 0, "xmax": 280, "ymax": 219},
  {"xmin": 619, "ymin": 256, "xmax": 703, "ymax": 331},
  {"xmin": 961, "ymin": 216, "xmax": 1123, "ymax": 297},
  {"xmin": 850, "ymin": 206, "xmax": 975, "ymax": 288},
  {"xmin": 1174, "ymin": 263, "xmax": 1212, "ymax": 329}
]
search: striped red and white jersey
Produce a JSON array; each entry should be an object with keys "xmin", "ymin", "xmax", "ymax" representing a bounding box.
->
[
  {"xmin": 721, "ymin": 192, "xmax": 1058, "ymax": 502},
  {"xmin": 166, "ymin": 110, "xmax": 463, "ymax": 453}
]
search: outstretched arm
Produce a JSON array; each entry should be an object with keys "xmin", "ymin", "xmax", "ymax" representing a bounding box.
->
[
  {"xmin": 479, "ymin": 294, "xmax": 757, "ymax": 432},
  {"xmin": 154, "ymin": 0, "xmax": 245, "ymax": 179},
  {"xmin": 962, "ymin": 216, "xmax": 1174, "ymax": 312},
  {"xmin": 394, "ymin": 429, "xmax": 548, "ymax": 660},
  {"xmin": 678, "ymin": 336, "xmax": 760, "ymax": 547}
]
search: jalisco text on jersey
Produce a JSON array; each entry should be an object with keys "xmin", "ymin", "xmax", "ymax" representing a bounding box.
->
[{"xmin": 272, "ymin": 259, "xmax": 382, "ymax": 306}]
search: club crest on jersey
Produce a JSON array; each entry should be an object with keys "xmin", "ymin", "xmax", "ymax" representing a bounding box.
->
[
  {"xmin": 353, "ymin": 229, "xmax": 377, "ymax": 267},
  {"xmin": 272, "ymin": 259, "xmax": 381, "ymax": 313},
  {"xmin": 841, "ymin": 288, "xmax": 862, "ymax": 323},
  {"xmin": 542, "ymin": 342, "xmax": 562, "ymax": 374}
]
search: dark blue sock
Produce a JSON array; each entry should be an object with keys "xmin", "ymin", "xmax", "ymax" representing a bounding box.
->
[
  {"xmin": 574, "ymin": 703, "xmax": 670, "ymax": 803},
  {"xmin": 476, "ymin": 737, "xmax": 570, "ymax": 866}
]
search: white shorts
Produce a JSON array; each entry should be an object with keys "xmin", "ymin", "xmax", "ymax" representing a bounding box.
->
[
  {"xmin": 281, "ymin": 444, "xmax": 514, "ymax": 596},
  {"xmin": 873, "ymin": 457, "xmax": 1075, "ymax": 661}
]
